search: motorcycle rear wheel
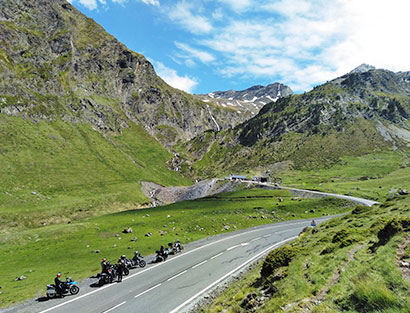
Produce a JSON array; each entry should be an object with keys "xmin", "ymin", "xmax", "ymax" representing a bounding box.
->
[
  {"xmin": 139, "ymin": 260, "xmax": 146, "ymax": 268},
  {"xmin": 123, "ymin": 268, "xmax": 129, "ymax": 276}
]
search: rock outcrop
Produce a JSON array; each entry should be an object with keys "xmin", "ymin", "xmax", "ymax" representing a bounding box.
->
[{"xmin": 0, "ymin": 0, "xmax": 244, "ymax": 147}]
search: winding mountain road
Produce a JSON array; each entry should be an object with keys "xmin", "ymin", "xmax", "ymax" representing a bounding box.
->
[{"xmin": 12, "ymin": 186, "xmax": 378, "ymax": 313}]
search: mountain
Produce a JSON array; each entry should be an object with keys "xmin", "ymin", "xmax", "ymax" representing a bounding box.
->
[
  {"xmin": 0, "ymin": 0, "xmax": 243, "ymax": 148},
  {"xmin": 0, "ymin": 0, "xmax": 247, "ymax": 227},
  {"xmin": 183, "ymin": 66, "xmax": 410, "ymax": 177},
  {"xmin": 196, "ymin": 83, "xmax": 293, "ymax": 117}
]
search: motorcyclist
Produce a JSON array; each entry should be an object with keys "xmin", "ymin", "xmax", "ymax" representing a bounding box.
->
[
  {"xmin": 175, "ymin": 239, "xmax": 181, "ymax": 251},
  {"xmin": 54, "ymin": 272, "xmax": 66, "ymax": 295},
  {"xmin": 101, "ymin": 257, "xmax": 108, "ymax": 273},
  {"xmin": 311, "ymin": 220, "xmax": 317, "ymax": 227},
  {"xmin": 133, "ymin": 250, "xmax": 140, "ymax": 261},
  {"xmin": 117, "ymin": 255, "xmax": 126, "ymax": 282}
]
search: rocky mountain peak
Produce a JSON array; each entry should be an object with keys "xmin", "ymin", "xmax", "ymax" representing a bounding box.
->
[
  {"xmin": 349, "ymin": 64, "xmax": 376, "ymax": 74},
  {"xmin": 196, "ymin": 82, "xmax": 293, "ymax": 117}
]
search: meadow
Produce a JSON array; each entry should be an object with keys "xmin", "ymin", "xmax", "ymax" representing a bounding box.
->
[
  {"xmin": 0, "ymin": 188, "xmax": 351, "ymax": 307},
  {"xmin": 281, "ymin": 151, "xmax": 410, "ymax": 201}
]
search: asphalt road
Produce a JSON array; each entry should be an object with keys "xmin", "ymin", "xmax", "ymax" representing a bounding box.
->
[
  {"xmin": 251, "ymin": 181, "xmax": 380, "ymax": 207},
  {"xmin": 13, "ymin": 216, "xmax": 334, "ymax": 313}
]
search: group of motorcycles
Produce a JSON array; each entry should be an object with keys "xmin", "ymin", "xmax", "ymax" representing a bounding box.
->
[
  {"xmin": 46, "ymin": 240, "xmax": 184, "ymax": 299},
  {"xmin": 97, "ymin": 251, "xmax": 147, "ymax": 286},
  {"xmin": 154, "ymin": 241, "xmax": 184, "ymax": 263}
]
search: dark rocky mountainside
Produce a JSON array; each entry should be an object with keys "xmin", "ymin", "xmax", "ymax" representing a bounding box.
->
[
  {"xmin": 0, "ymin": 0, "xmax": 243, "ymax": 146},
  {"xmin": 196, "ymin": 83, "xmax": 293, "ymax": 117},
  {"xmin": 183, "ymin": 66, "xmax": 410, "ymax": 177}
]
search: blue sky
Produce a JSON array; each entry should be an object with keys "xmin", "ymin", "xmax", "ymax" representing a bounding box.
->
[{"xmin": 68, "ymin": 0, "xmax": 410, "ymax": 94}]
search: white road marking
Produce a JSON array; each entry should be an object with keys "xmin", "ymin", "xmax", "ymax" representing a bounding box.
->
[
  {"xmin": 101, "ymin": 301, "xmax": 126, "ymax": 313},
  {"xmin": 241, "ymin": 242, "xmax": 250, "ymax": 246},
  {"xmin": 263, "ymin": 234, "xmax": 272, "ymax": 238},
  {"xmin": 251, "ymin": 237, "xmax": 261, "ymax": 241},
  {"xmin": 167, "ymin": 270, "xmax": 187, "ymax": 282},
  {"xmin": 134, "ymin": 283, "xmax": 161, "ymax": 298},
  {"xmin": 210, "ymin": 252, "xmax": 223, "ymax": 260},
  {"xmin": 37, "ymin": 219, "xmax": 316, "ymax": 313},
  {"xmin": 169, "ymin": 236, "xmax": 298, "ymax": 313},
  {"xmin": 192, "ymin": 260, "xmax": 207, "ymax": 269},
  {"xmin": 227, "ymin": 245, "xmax": 240, "ymax": 251}
]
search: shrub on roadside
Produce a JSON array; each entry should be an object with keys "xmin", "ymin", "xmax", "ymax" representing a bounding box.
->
[{"xmin": 261, "ymin": 246, "xmax": 301, "ymax": 278}]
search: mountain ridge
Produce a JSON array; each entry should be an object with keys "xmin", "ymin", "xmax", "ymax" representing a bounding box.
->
[
  {"xmin": 0, "ymin": 0, "xmax": 245, "ymax": 147},
  {"xmin": 196, "ymin": 82, "xmax": 293, "ymax": 117},
  {"xmin": 182, "ymin": 66, "xmax": 410, "ymax": 178}
]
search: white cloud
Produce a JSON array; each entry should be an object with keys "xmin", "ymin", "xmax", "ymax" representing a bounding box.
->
[
  {"xmin": 190, "ymin": 0, "xmax": 409, "ymax": 92},
  {"xmin": 112, "ymin": 0, "xmax": 159, "ymax": 5},
  {"xmin": 68, "ymin": 0, "xmax": 101, "ymax": 10},
  {"xmin": 175, "ymin": 42, "xmax": 215, "ymax": 64},
  {"xmin": 165, "ymin": 1, "xmax": 212, "ymax": 34},
  {"xmin": 217, "ymin": 0, "xmax": 251, "ymax": 12},
  {"xmin": 140, "ymin": 0, "xmax": 159, "ymax": 6},
  {"xmin": 70, "ymin": 0, "xmax": 159, "ymax": 10},
  {"xmin": 152, "ymin": 61, "xmax": 198, "ymax": 93}
]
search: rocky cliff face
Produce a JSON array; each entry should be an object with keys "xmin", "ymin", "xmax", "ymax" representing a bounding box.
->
[
  {"xmin": 196, "ymin": 83, "xmax": 293, "ymax": 117},
  {"xmin": 184, "ymin": 66, "xmax": 410, "ymax": 177},
  {"xmin": 0, "ymin": 0, "xmax": 243, "ymax": 147}
]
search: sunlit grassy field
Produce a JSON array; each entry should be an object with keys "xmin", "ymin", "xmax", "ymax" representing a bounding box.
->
[
  {"xmin": 281, "ymin": 151, "xmax": 410, "ymax": 201},
  {"xmin": 0, "ymin": 188, "xmax": 352, "ymax": 307},
  {"xmin": 0, "ymin": 114, "xmax": 192, "ymax": 231}
]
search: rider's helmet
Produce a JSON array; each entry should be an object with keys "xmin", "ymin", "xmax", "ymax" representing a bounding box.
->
[
  {"xmin": 121, "ymin": 255, "xmax": 126, "ymax": 259},
  {"xmin": 103, "ymin": 257, "xmax": 106, "ymax": 262},
  {"xmin": 57, "ymin": 272, "xmax": 61, "ymax": 277},
  {"xmin": 134, "ymin": 251, "xmax": 139, "ymax": 255}
]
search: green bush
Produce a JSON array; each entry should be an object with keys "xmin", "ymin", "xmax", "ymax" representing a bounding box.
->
[
  {"xmin": 261, "ymin": 246, "xmax": 301, "ymax": 278},
  {"xmin": 377, "ymin": 218, "xmax": 403, "ymax": 244},
  {"xmin": 320, "ymin": 244, "xmax": 336, "ymax": 255},
  {"xmin": 351, "ymin": 205, "xmax": 369, "ymax": 215},
  {"xmin": 349, "ymin": 278, "xmax": 399, "ymax": 312}
]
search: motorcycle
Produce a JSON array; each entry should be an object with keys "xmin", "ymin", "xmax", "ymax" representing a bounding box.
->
[
  {"xmin": 97, "ymin": 263, "xmax": 116, "ymax": 286},
  {"xmin": 168, "ymin": 242, "xmax": 183, "ymax": 255},
  {"xmin": 128, "ymin": 254, "xmax": 146, "ymax": 269},
  {"xmin": 173, "ymin": 242, "xmax": 183, "ymax": 254},
  {"xmin": 46, "ymin": 277, "xmax": 79, "ymax": 299},
  {"xmin": 154, "ymin": 249, "xmax": 169, "ymax": 262}
]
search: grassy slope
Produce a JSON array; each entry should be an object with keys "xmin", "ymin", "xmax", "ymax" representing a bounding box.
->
[
  {"xmin": 0, "ymin": 188, "xmax": 352, "ymax": 307},
  {"xmin": 202, "ymin": 195, "xmax": 410, "ymax": 313},
  {"xmin": 190, "ymin": 119, "xmax": 394, "ymax": 179},
  {"xmin": 0, "ymin": 114, "xmax": 191, "ymax": 231},
  {"xmin": 281, "ymin": 151, "xmax": 410, "ymax": 201}
]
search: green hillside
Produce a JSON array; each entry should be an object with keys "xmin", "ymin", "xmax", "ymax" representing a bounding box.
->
[
  {"xmin": 0, "ymin": 114, "xmax": 191, "ymax": 232},
  {"xmin": 0, "ymin": 188, "xmax": 352, "ymax": 307},
  {"xmin": 201, "ymin": 195, "xmax": 410, "ymax": 313},
  {"xmin": 180, "ymin": 68, "xmax": 410, "ymax": 179}
]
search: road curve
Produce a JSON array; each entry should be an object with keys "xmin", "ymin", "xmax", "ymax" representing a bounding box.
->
[
  {"xmin": 248, "ymin": 181, "xmax": 379, "ymax": 207},
  {"xmin": 14, "ymin": 217, "xmax": 335, "ymax": 313}
]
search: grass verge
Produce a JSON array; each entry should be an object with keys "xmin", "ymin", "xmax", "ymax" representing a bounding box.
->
[
  {"xmin": 0, "ymin": 188, "xmax": 352, "ymax": 308},
  {"xmin": 200, "ymin": 195, "xmax": 410, "ymax": 313}
]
